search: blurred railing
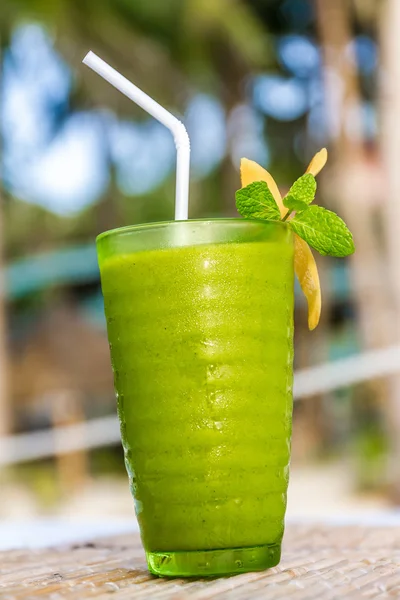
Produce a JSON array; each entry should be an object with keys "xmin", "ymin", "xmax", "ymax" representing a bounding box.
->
[{"xmin": 1, "ymin": 344, "xmax": 400, "ymax": 466}]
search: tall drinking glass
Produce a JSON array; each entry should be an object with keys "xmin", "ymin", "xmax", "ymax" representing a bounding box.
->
[{"xmin": 97, "ymin": 219, "xmax": 294, "ymax": 577}]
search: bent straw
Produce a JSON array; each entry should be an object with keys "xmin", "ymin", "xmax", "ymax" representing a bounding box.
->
[{"xmin": 83, "ymin": 51, "xmax": 190, "ymax": 220}]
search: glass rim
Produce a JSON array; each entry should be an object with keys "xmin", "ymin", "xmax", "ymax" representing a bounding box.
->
[{"xmin": 96, "ymin": 218, "xmax": 284, "ymax": 244}]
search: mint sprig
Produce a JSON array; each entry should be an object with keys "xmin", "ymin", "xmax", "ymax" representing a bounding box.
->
[
  {"xmin": 236, "ymin": 174, "xmax": 355, "ymax": 258},
  {"xmin": 290, "ymin": 206, "xmax": 355, "ymax": 257},
  {"xmin": 288, "ymin": 173, "xmax": 316, "ymax": 205},
  {"xmin": 235, "ymin": 181, "xmax": 281, "ymax": 221},
  {"xmin": 283, "ymin": 195, "xmax": 308, "ymax": 213}
]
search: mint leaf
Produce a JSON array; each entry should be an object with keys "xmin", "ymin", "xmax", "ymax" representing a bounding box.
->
[
  {"xmin": 283, "ymin": 195, "xmax": 309, "ymax": 212},
  {"xmin": 236, "ymin": 181, "xmax": 281, "ymax": 221},
  {"xmin": 289, "ymin": 205, "xmax": 355, "ymax": 257},
  {"xmin": 287, "ymin": 173, "xmax": 316, "ymax": 205}
]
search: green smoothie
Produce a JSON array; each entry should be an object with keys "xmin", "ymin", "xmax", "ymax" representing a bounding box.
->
[{"xmin": 97, "ymin": 219, "xmax": 294, "ymax": 576}]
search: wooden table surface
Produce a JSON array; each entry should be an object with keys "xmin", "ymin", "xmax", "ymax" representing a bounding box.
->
[{"xmin": 1, "ymin": 523, "xmax": 400, "ymax": 599}]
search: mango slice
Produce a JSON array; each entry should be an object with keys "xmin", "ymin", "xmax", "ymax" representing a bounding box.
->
[
  {"xmin": 306, "ymin": 148, "xmax": 328, "ymax": 177},
  {"xmin": 240, "ymin": 158, "xmax": 285, "ymax": 217},
  {"xmin": 240, "ymin": 157, "xmax": 322, "ymax": 330},
  {"xmin": 294, "ymin": 234, "xmax": 321, "ymax": 330}
]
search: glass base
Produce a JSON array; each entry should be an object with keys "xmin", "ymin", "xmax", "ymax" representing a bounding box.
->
[{"xmin": 146, "ymin": 543, "xmax": 281, "ymax": 577}]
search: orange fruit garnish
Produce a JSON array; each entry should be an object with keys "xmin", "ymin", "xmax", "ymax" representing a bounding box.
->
[
  {"xmin": 293, "ymin": 235, "xmax": 321, "ymax": 330},
  {"xmin": 240, "ymin": 159, "xmax": 285, "ymax": 216},
  {"xmin": 306, "ymin": 148, "xmax": 328, "ymax": 177},
  {"xmin": 240, "ymin": 152, "xmax": 326, "ymax": 330}
]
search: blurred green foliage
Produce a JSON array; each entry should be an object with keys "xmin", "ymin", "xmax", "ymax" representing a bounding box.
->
[{"xmin": 0, "ymin": 0, "xmax": 383, "ymax": 495}]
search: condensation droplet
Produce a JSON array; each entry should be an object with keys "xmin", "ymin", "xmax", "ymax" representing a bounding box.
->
[{"xmin": 235, "ymin": 559, "xmax": 243, "ymax": 568}]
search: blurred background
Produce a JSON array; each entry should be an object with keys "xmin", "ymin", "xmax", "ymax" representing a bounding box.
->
[{"xmin": 1, "ymin": 0, "xmax": 400, "ymax": 548}]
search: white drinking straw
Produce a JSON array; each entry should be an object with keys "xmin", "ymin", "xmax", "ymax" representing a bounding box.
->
[{"xmin": 82, "ymin": 51, "xmax": 190, "ymax": 220}]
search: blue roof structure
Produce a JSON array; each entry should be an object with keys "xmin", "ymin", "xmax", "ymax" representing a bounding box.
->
[{"xmin": 6, "ymin": 245, "xmax": 99, "ymax": 300}]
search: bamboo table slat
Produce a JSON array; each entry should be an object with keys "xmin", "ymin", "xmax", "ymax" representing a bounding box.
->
[{"xmin": 1, "ymin": 524, "xmax": 400, "ymax": 599}]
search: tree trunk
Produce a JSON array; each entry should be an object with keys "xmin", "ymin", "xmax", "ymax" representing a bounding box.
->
[
  {"xmin": 0, "ymin": 215, "xmax": 10, "ymax": 437},
  {"xmin": 52, "ymin": 390, "xmax": 89, "ymax": 495},
  {"xmin": 315, "ymin": 0, "xmax": 393, "ymax": 346},
  {"xmin": 215, "ymin": 42, "xmax": 250, "ymax": 216},
  {"xmin": 379, "ymin": 0, "xmax": 400, "ymax": 497},
  {"xmin": 0, "ymin": 44, "xmax": 11, "ymax": 437},
  {"xmin": 315, "ymin": 0, "xmax": 400, "ymax": 490}
]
